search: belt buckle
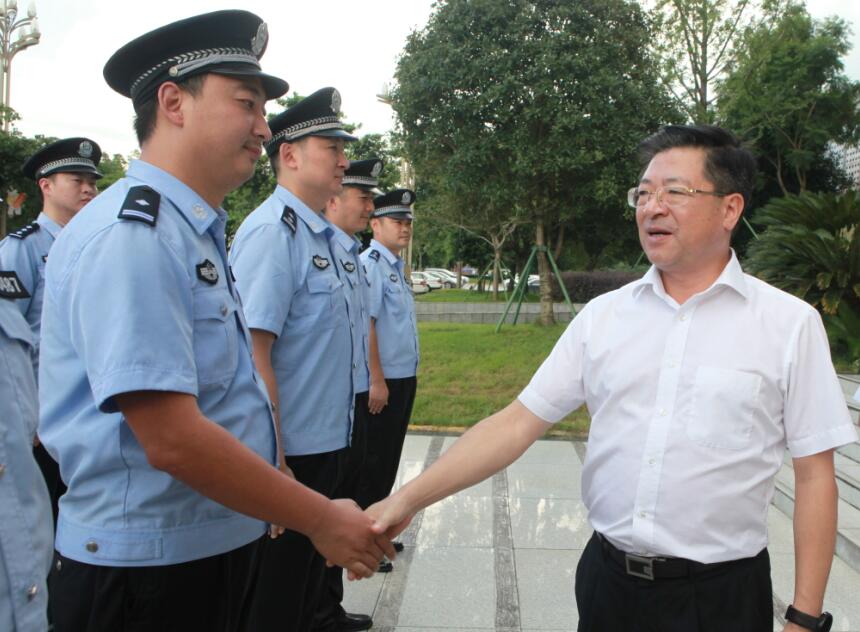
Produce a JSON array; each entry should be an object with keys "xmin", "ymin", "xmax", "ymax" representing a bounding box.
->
[{"xmin": 624, "ymin": 553, "xmax": 655, "ymax": 580}]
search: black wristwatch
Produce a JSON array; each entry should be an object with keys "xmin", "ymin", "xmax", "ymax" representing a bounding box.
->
[{"xmin": 785, "ymin": 605, "xmax": 833, "ymax": 631}]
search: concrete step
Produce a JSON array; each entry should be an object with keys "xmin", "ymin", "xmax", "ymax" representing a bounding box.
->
[{"xmin": 773, "ymin": 455, "xmax": 860, "ymax": 575}]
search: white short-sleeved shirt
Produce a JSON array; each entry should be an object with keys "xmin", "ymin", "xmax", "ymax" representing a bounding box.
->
[{"xmin": 518, "ymin": 252, "xmax": 857, "ymax": 563}]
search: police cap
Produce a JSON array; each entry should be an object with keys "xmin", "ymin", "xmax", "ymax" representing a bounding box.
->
[
  {"xmin": 372, "ymin": 188, "xmax": 415, "ymax": 220},
  {"xmin": 265, "ymin": 87, "xmax": 358, "ymax": 157},
  {"xmin": 103, "ymin": 10, "xmax": 288, "ymax": 107},
  {"xmin": 22, "ymin": 137, "xmax": 103, "ymax": 181},
  {"xmin": 342, "ymin": 158, "xmax": 383, "ymax": 189}
]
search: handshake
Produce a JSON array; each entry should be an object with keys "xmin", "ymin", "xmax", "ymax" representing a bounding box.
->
[{"xmin": 311, "ymin": 494, "xmax": 413, "ymax": 580}]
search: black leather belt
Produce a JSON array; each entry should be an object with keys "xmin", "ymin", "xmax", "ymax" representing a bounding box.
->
[{"xmin": 597, "ymin": 533, "xmax": 743, "ymax": 581}]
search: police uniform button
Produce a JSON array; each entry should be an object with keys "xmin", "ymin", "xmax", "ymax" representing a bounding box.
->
[
  {"xmin": 26, "ymin": 584, "xmax": 38, "ymax": 600},
  {"xmin": 220, "ymin": 303, "xmax": 229, "ymax": 317},
  {"xmin": 85, "ymin": 540, "xmax": 99, "ymax": 553}
]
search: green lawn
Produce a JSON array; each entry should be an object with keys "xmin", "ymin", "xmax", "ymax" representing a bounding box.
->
[
  {"xmin": 412, "ymin": 322, "xmax": 590, "ymax": 437},
  {"xmin": 415, "ymin": 288, "xmax": 540, "ymax": 302}
]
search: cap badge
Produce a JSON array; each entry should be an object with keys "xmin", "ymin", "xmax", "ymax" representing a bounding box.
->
[
  {"xmin": 371, "ymin": 162, "xmax": 382, "ymax": 178},
  {"xmin": 251, "ymin": 22, "xmax": 268, "ymax": 56},
  {"xmin": 401, "ymin": 191, "xmax": 412, "ymax": 205},
  {"xmin": 78, "ymin": 141, "xmax": 93, "ymax": 158},
  {"xmin": 331, "ymin": 89, "xmax": 342, "ymax": 114}
]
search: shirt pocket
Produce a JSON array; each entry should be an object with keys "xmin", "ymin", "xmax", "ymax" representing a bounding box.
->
[
  {"xmin": 383, "ymin": 283, "xmax": 405, "ymax": 314},
  {"xmin": 192, "ymin": 289, "xmax": 239, "ymax": 390},
  {"xmin": 292, "ymin": 274, "xmax": 344, "ymax": 331},
  {"xmin": 687, "ymin": 366, "xmax": 762, "ymax": 450}
]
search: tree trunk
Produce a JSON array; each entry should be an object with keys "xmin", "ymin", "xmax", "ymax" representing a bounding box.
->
[
  {"xmin": 536, "ymin": 221, "xmax": 555, "ymax": 326},
  {"xmin": 491, "ymin": 245, "xmax": 501, "ymax": 301},
  {"xmin": 456, "ymin": 260, "xmax": 463, "ymax": 288}
]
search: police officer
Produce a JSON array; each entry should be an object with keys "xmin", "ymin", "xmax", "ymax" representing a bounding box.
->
[
  {"xmin": 229, "ymin": 87, "xmax": 378, "ymax": 631},
  {"xmin": 0, "ymin": 283, "xmax": 53, "ymax": 632},
  {"xmin": 316, "ymin": 158, "xmax": 383, "ymax": 631},
  {"xmin": 0, "ymin": 137, "xmax": 102, "ymax": 527},
  {"xmin": 39, "ymin": 13, "xmax": 391, "ymax": 631},
  {"xmin": 358, "ymin": 189, "xmax": 420, "ymax": 571}
]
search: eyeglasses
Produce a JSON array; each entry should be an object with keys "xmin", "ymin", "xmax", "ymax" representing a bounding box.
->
[{"xmin": 627, "ymin": 185, "xmax": 728, "ymax": 209}]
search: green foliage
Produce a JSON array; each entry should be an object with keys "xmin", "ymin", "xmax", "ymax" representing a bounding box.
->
[
  {"xmin": 0, "ymin": 128, "xmax": 50, "ymax": 235},
  {"xmin": 719, "ymin": 2, "xmax": 860, "ymax": 196},
  {"xmin": 97, "ymin": 153, "xmax": 128, "ymax": 190},
  {"xmin": 393, "ymin": 0, "xmax": 680, "ymax": 314},
  {"xmin": 745, "ymin": 191, "xmax": 860, "ymax": 364},
  {"xmin": 224, "ymin": 156, "xmax": 275, "ymax": 241}
]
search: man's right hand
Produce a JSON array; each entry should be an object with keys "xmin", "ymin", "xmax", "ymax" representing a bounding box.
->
[
  {"xmin": 368, "ymin": 381, "xmax": 389, "ymax": 415},
  {"xmin": 310, "ymin": 498, "xmax": 396, "ymax": 578}
]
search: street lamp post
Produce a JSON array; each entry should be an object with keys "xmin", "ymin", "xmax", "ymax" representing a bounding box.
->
[
  {"xmin": 0, "ymin": 0, "xmax": 39, "ymax": 238},
  {"xmin": 0, "ymin": 0, "xmax": 40, "ymax": 131}
]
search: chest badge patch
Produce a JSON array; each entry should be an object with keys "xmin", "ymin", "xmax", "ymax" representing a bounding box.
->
[
  {"xmin": 313, "ymin": 255, "xmax": 330, "ymax": 270},
  {"xmin": 196, "ymin": 259, "xmax": 219, "ymax": 285},
  {"xmin": 341, "ymin": 260, "xmax": 356, "ymax": 273},
  {"xmin": 389, "ymin": 273, "xmax": 398, "ymax": 283},
  {"xmin": 0, "ymin": 270, "xmax": 31, "ymax": 299}
]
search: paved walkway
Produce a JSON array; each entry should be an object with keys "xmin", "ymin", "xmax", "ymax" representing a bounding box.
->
[{"xmin": 343, "ymin": 434, "xmax": 860, "ymax": 631}]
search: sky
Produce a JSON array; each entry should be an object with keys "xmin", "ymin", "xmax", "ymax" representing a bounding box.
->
[{"xmin": 5, "ymin": 0, "xmax": 860, "ymax": 157}]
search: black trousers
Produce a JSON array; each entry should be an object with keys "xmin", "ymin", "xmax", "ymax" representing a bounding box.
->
[
  {"xmin": 49, "ymin": 536, "xmax": 264, "ymax": 632},
  {"xmin": 33, "ymin": 442, "xmax": 66, "ymax": 527},
  {"xmin": 315, "ymin": 393, "xmax": 371, "ymax": 630},
  {"xmin": 575, "ymin": 532, "xmax": 773, "ymax": 632},
  {"xmin": 246, "ymin": 447, "xmax": 348, "ymax": 632},
  {"xmin": 356, "ymin": 376, "xmax": 417, "ymax": 509}
]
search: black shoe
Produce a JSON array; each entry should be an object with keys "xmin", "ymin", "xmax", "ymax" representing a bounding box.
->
[
  {"xmin": 393, "ymin": 540, "xmax": 404, "ymax": 553},
  {"xmin": 377, "ymin": 560, "xmax": 394, "ymax": 573},
  {"xmin": 336, "ymin": 612, "xmax": 373, "ymax": 632}
]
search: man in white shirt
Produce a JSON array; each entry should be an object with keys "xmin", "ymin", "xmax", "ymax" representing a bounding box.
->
[{"xmin": 366, "ymin": 125, "xmax": 857, "ymax": 632}]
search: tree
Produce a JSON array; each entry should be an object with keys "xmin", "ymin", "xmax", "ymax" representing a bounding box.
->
[
  {"xmin": 718, "ymin": 3, "xmax": 860, "ymax": 196},
  {"xmin": 650, "ymin": 0, "xmax": 770, "ymax": 123},
  {"xmin": 393, "ymin": 0, "xmax": 679, "ymax": 322},
  {"xmin": 0, "ymin": 127, "xmax": 49, "ymax": 237},
  {"xmin": 745, "ymin": 191, "xmax": 860, "ymax": 366}
]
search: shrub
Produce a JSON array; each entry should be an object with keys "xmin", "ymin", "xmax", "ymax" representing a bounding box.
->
[{"xmin": 550, "ymin": 270, "xmax": 642, "ymax": 303}]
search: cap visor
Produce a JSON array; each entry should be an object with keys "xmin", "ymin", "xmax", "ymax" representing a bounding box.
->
[
  {"xmin": 213, "ymin": 67, "xmax": 289, "ymax": 99},
  {"xmin": 312, "ymin": 129, "xmax": 359, "ymax": 142}
]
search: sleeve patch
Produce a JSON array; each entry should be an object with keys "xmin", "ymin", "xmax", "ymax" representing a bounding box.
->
[
  {"xmin": 118, "ymin": 186, "xmax": 160, "ymax": 226},
  {"xmin": 0, "ymin": 270, "xmax": 31, "ymax": 299}
]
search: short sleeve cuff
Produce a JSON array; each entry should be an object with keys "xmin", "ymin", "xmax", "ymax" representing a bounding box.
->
[
  {"xmin": 787, "ymin": 423, "xmax": 859, "ymax": 458},
  {"xmin": 517, "ymin": 385, "xmax": 568, "ymax": 424},
  {"xmin": 92, "ymin": 367, "xmax": 197, "ymax": 413},
  {"xmin": 242, "ymin": 310, "xmax": 284, "ymax": 337}
]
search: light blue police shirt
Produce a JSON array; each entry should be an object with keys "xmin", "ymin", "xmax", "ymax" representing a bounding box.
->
[
  {"xmin": 38, "ymin": 159, "xmax": 277, "ymax": 567},
  {"xmin": 0, "ymin": 298, "xmax": 52, "ymax": 632},
  {"xmin": 229, "ymin": 185, "xmax": 353, "ymax": 457},
  {"xmin": 361, "ymin": 239, "xmax": 419, "ymax": 379},
  {"xmin": 328, "ymin": 223, "xmax": 370, "ymax": 394},
  {"xmin": 0, "ymin": 212, "xmax": 63, "ymax": 370}
]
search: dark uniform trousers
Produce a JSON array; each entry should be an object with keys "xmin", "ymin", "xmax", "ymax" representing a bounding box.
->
[
  {"xmin": 49, "ymin": 536, "xmax": 264, "ymax": 632},
  {"xmin": 33, "ymin": 442, "xmax": 66, "ymax": 527},
  {"xmin": 356, "ymin": 376, "xmax": 417, "ymax": 510},
  {"xmin": 575, "ymin": 532, "xmax": 774, "ymax": 632},
  {"xmin": 246, "ymin": 446, "xmax": 349, "ymax": 632},
  {"xmin": 314, "ymin": 392, "xmax": 371, "ymax": 631}
]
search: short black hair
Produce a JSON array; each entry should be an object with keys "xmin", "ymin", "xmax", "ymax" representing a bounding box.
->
[
  {"xmin": 638, "ymin": 124, "xmax": 757, "ymax": 210},
  {"xmin": 133, "ymin": 75, "xmax": 207, "ymax": 145}
]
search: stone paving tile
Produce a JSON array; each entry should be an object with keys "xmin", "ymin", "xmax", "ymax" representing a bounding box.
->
[
  {"xmin": 509, "ymin": 497, "xmax": 592, "ymax": 550},
  {"xmin": 395, "ymin": 546, "xmax": 496, "ymax": 629},
  {"xmin": 392, "ymin": 460, "xmax": 426, "ymax": 493},
  {"xmin": 400, "ymin": 434, "xmax": 435, "ymax": 461},
  {"xmin": 515, "ymin": 548, "xmax": 580, "ymax": 630},
  {"xmin": 506, "ymin": 462, "xmax": 582, "ymax": 499},
  {"xmin": 340, "ymin": 569, "xmax": 383, "ymax": 618},
  {"xmin": 416, "ymin": 495, "xmax": 495, "ymax": 548}
]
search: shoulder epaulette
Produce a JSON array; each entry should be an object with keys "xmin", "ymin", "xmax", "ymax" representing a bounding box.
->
[
  {"xmin": 368, "ymin": 249, "xmax": 380, "ymax": 262},
  {"xmin": 0, "ymin": 270, "xmax": 31, "ymax": 299},
  {"xmin": 281, "ymin": 205, "xmax": 297, "ymax": 234},
  {"xmin": 9, "ymin": 221, "xmax": 39, "ymax": 240},
  {"xmin": 118, "ymin": 186, "xmax": 160, "ymax": 226}
]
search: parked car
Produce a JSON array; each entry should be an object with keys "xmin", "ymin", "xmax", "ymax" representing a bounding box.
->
[
  {"xmin": 411, "ymin": 271, "xmax": 442, "ymax": 290},
  {"xmin": 422, "ymin": 269, "xmax": 457, "ymax": 288},
  {"xmin": 410, "ymin": 274, "xmax": 430, "ymax": 294}
]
